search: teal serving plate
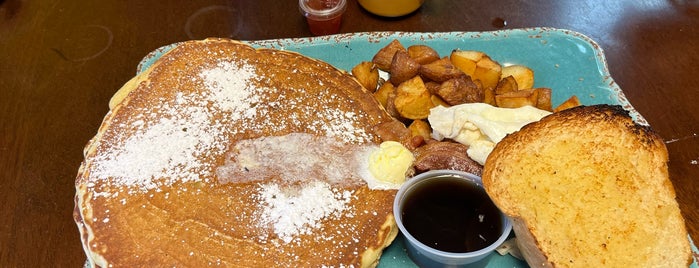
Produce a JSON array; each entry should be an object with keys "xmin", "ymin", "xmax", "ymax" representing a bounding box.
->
[{"xmin": 136, "ymin": 28, "xmax": 698, "ymax": 267}]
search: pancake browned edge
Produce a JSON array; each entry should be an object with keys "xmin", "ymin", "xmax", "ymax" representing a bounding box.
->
[
  {"xmin": 482, "ymin": 105, "xmax": 692, "ymax": 267},
  {"xmin": 73, "ymin": 38, "xmax": 400, "ymax": 267}
]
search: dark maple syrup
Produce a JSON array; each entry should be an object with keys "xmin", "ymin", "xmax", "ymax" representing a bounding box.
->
[{"xmin": 401, "ymin": 176, "xmax": 503, "ymax": 253}]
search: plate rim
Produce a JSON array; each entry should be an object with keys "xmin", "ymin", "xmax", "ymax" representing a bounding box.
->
[{"xmin": 136, "ymin": 28, "xmax": 647, "ymax": 125}]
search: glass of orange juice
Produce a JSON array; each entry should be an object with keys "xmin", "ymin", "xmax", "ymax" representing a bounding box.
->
[{"xmin": 358, "ymin": 0, "xmax": 424, "ymax": 17}]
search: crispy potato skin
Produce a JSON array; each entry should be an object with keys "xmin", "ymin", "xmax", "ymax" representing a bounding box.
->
[
  {"xmin": 352, "ymin": 61, "xmax": 380, "ymax": 92},
  {"xmin": 394, "ymin": 76, "xmax": 434, "ymax": 120},
  {"xmin": 535, "ymin": 88, "xmax": 553, "ymax": 111},
  {"xmin": 495, "ymin": 75, "xmax": 518, "ymax": 95},
  {"xmin": 419, "ymin": 57, "xmax": 464, "ymax": 82},
  {"xmin": 435, "ymin": 76, "xmax": 483, "ymax": 105},
  {"xmin": 373, "ymin": 82, "xmax": 394, "ymax": 109},
  {"xmin": 554, "ymin": 95, "xmax": 581, "ymax": 112},
  {"xmin": 495, "ymin": 89, "xmax": 539, "ymax": 108},
  {"xmin": 501, "ymin": 64, "xmax": 535, "ymax": 90},
  {"xmin": 372, "ymin": 40, "xmax": 406, "ymax": 71},
  {"xmin": 390, "ymin": 51, "xmax": 420, "ymax": 85},
  {"xmin": 407, "ymin": 45, "xmax": 440, "ymax": 65}
]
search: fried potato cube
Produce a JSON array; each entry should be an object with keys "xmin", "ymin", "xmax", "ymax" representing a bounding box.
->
[
  {"xmin": 372, "ymin": 39, "xmax": 406, "ymax": 71},
  {"xmin": 408, "ymin": 119, "xmax": 432, "ymax": 141},
  {"xmin": 450, "ymin": 50, "xmax": 502, "ymax": 90},
  {"xmin": 450, "ymin": 50, "xmax": 482, "ymax": 75},
  {"xmin": 534, "ymin": 88, "xmax": 553, "ymax": 111},
  {"xmin": 394, "ymin": 76, "xmax": 434, "ymax": 119},
  {"xmin": 408, "ymin": 45, "xmax": 440, "ymax": 65},
  {"xmin": 351, "ymin": 61, "xmax": 379, "ymax": 92},
  {"xmin": 495, "ymin": 89, "xmax": 539, "ymax": 108},
  {"xmin": 501, "ymin": 64, "xmax": 535, "ymax": 89},
  {"xmin": 390, "ymin": 50, "xmax": 420, "ymax": 85},
  {"xmin": 384, "ymin": 90, "xmax": 403, "ymax": 119},
  {"xmin": 495, "ymin": 75, "xmax": 518, "ymax": 95},
  {"xmin": 435, "ymin": 76, "xmax": 484, "ymax": 105},
  {"xmin": 553, "ymin": 95, "xmax": 581, "ymax": 112},
  {"xmin": 473, "ymin": 55, "xmax": 502, "ymax": 90},
  {"xmin": 430, "ymin": 94, "xmax": 450, "ymax": 107},
  {"xmin": 483, "ymin": 87, "xmax": 496, "ymax": 106},
  {"xmin": 424, "ymin": 81, "xmax": 441, "ymax": 95},
  {"xmin": 373, "ymin": 82, "xmax": 395, "ymax": 108},
  {"xmin": 418, "ymin": 57, "xmax": 465, "ymax": 82}
]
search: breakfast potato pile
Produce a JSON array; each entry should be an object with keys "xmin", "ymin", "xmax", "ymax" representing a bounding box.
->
[{"xmin": 351, "ymin": 39, "xmax": 580, "ymax": 124}]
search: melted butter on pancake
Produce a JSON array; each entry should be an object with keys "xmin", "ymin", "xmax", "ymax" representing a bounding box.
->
[{"xmin": 216, "ymin": 133, "xmax": 376, "ymax": 186}]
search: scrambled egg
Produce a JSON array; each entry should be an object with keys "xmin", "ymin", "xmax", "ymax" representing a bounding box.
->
[{"xmin": 428, "ymin": 103, "xmax": 551, "ymax": 165}]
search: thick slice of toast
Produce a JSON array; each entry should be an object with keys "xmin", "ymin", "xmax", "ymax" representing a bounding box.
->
[{"xmin": 482, "ymin": 105, "xmax": 691, "ymax": 267}]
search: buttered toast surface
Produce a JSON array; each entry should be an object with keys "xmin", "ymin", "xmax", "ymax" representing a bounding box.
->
[{"xmin": 483, "ymin": 105, "xmax": 691, "ymax": 267}]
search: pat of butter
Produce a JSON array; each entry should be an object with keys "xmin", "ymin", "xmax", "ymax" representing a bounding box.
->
[
  {"xmin": 367, "ymin": 141, "xmax": 415, "ymax": 189},
  {"xmin": 428, "ymin": 103, "xmax": 551, "ymax": 165}
]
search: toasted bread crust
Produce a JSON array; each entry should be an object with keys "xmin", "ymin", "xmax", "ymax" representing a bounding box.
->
[{"xmin": 483, "ymin": 105, "xmax": 691, "ymax": 267}]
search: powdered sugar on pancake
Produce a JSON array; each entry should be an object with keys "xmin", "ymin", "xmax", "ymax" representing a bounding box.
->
[
  {"xmin": 201, "ymin": 60, "xmax": 261, "ymax": 119},
  {"xmin": 256, "ymin": 181, "xmax": 354, "ymax": 244},
  {"xmin": 89, "ymin": 59, "xmax": 263, "ymax": 191},
  {"xmin": 87, "ymin": 55, "xmax": 376, "ymax": 192},
  {"xmin": 90, "ymin": 98, "xmax": 219, "ymax": 190}
]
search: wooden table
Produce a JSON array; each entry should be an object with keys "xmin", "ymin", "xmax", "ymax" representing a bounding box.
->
[{"xmin": 1, "ymin": 0, "xmax": 697, "ymax": 266}]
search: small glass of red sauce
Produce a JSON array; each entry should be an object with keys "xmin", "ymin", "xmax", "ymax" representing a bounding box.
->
[{"xmin": 299, "ymin": 0, "xmax": 347, "ymax": 36}]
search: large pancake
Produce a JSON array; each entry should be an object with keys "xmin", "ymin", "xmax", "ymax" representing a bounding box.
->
[{"xmin": 74, "ymin": 38, "xmax": 399, "ymax": 267}]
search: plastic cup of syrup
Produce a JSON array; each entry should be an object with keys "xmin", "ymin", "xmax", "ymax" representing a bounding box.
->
[
  {"xmin": 299, "ymin": 0, "xmax": 347, "ymax": 36},
  {"xmin": 394, "ymin": 170, "xmax": 512, "ymax": 267}
]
